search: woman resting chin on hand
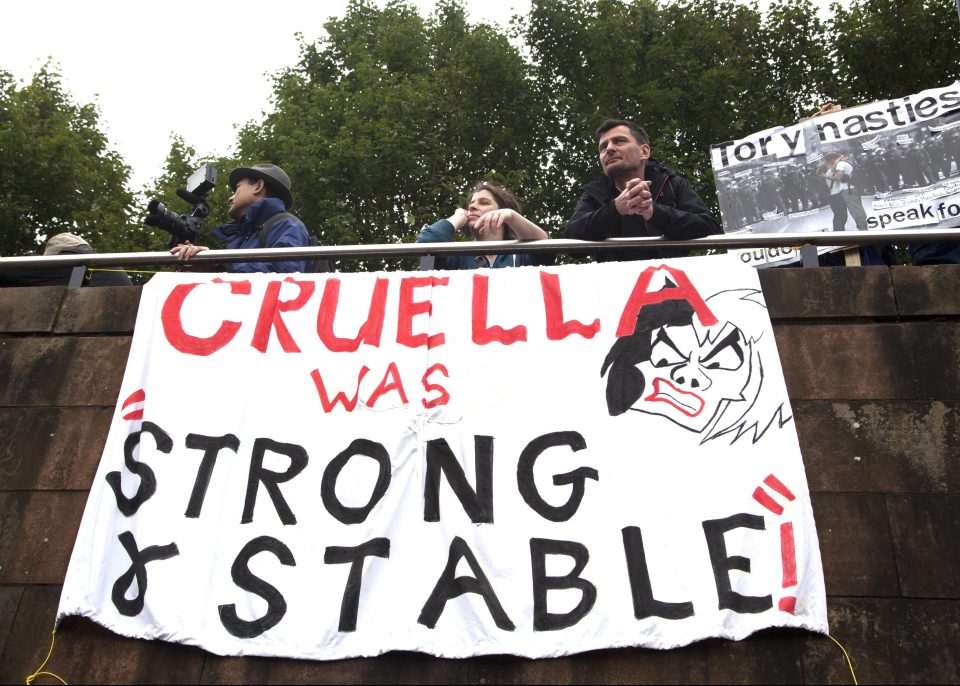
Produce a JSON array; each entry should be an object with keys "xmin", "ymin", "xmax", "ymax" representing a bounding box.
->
[{"xmin": 416, "ymin": 181, "xmax": 553, "ymax": 270}]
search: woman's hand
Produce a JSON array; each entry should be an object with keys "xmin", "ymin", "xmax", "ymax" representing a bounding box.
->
[
  {"xmin": 447, "ymin": 208, "xmax": 469, "ymax": 231},
  {"xmin": 472, "ymin": 208, "xmax": 515, "ymax": 239}
]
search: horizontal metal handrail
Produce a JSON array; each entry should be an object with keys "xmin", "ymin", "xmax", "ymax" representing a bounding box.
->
[{"xmin": 1, "ymin": 228, "xmax": 959, "ymax": 271}]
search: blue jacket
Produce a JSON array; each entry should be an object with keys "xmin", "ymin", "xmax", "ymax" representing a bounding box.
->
[
  {"xmin": 212, "ymin": 197, "xmax": 309, "ymax": 273},
  {"xmin": 416, "ymin": 219, "xmax": 554, "ymax": 270}
]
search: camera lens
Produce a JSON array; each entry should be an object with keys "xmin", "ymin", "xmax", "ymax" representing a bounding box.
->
[
  {"xmin": 145, "ymin": 200, "xmax": 187, "ymax": 235},
  {"xmin": 144, "ymin": 199, "xmax": 200, "ymax": 250}
]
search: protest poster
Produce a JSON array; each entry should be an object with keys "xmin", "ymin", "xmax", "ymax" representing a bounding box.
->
[
  {"xmin": 58, "ymin": 256, "xmax": 827, "ymax": 660},
  {"xmin": 711, "ymin": 82, "xmax": 960, "ymax": 267}
]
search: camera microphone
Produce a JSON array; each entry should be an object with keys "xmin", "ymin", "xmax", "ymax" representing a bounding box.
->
[{"xmin": 176, "ymin": 187, "xmax": 204, "ymax": 205}]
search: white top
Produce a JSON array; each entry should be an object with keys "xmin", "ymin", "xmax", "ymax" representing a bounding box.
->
[{"xmin": 828, "ymin": 160, "xmax": 853, "ymax": 195}]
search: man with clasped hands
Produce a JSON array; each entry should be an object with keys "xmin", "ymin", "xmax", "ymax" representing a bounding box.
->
[{"xmin": 565, "ymin": 119, "xmax": 721, "ymax": 262}]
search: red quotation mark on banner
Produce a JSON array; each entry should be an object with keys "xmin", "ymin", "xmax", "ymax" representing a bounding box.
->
[
  {"xmin": 752, "ymin": 474, "xmax": 798, "ymax": 614},
  {"xmin": 121, "ymin": 389, "xmax": 146, "ymax": 421}
]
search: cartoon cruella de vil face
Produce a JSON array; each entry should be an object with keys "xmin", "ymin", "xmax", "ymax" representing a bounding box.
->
[{"xmin": 601, "ymin": 288, "xmax": 790, "ymax": 444}]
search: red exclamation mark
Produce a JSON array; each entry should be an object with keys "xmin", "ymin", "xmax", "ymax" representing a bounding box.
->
[{"xmin": 779, "ymin": 521, "xmax": 797, "ymax": 614}]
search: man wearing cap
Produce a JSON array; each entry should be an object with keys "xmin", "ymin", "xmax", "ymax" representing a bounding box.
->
[
  {"xmin": 171, "ymin": 163, "xmax": 309, "ymax": 272},
  {"xmin": 0, "ymin": 232, "xmax": 132, "ymax": 287},
  {"xmin": 564, "ymin": 119, "xmax": 721, "ymax": 262}
]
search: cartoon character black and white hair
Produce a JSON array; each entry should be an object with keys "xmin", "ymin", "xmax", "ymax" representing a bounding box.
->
[{"xmin": 601, "ymin": 288, "xmax": 791, "ymax": 444}]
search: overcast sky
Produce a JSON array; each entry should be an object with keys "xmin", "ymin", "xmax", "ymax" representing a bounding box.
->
[
  {"xmin": 1, "ymin": 1, "xmax": 533, "ymax": 189},
  {"xmin": 3, "ymin": 0, "xmax": 835, "ymax": 190}
]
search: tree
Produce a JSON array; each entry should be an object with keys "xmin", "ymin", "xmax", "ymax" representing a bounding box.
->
[
  {"xmin": 521, "ymin": 0, "xmax": 664, "ymax": 228},
  {"xmin": 0, "ymin": 64, "xmax": 135, "ymax": 256},
  {"xmin": 235, "ymin": 0, "xmax": 546, "ymax": 270},
  {"xmin": 830, "ymin": 0, "xmax": 960, "ymax": 105},
  {"xmin": 759, "ymin": 0, "xmax": 833, "ymax": 122}
]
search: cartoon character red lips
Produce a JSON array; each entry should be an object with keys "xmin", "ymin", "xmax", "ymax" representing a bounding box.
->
[{"xmin": 644, "ymin": 377, "xmax": 705, "ymax": 417}]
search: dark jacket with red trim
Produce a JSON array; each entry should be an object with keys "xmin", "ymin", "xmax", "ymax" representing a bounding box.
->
[{"xmin": 564, "ymin": 159, "xmax": 722, "ymax": 262}]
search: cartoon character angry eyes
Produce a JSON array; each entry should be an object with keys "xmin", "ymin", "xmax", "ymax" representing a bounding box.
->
[{"xmin": 601, "ymin": 289, "xmax": 787, "ymax": 444}]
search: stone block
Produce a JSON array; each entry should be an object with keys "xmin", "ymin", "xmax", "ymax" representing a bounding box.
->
[
  {"xmin": 774, "ymin": 322, "xmax": 960, "ymax": 400},
  {"xmin": 892, "ymin": 264, "xmax": 960, "ymax": 316},
  {"xmin": 201, "ymin": 643, "xmax": 712, "ymax": 685},
  {"xmin": 811, "ymin": 493, "xmax": 899, "ymax": 596},
  {"xmin": 759, "ymin": 267, "xmax": 897, "ymax": 320},
  {"xmin": 700, "ymin": 630, "xmax": 805, "ymax": 684},
  {"xmin": 55, "ymin": 286, "xmax": 142, "ymax": 333},
  {"xmin": 201, "ymin": 654, "xmax": 371, "ymax": 685},
  {"xmin": 0, "ymin": 492, "xmax": 87, "ymax": 584},
  {"xmin": 887, "ymin": 494, "xmax": 960, "ymax": 598},
  {"xmin": 0, "ymin": 286, "xmax": 62, "ymax": 333},
  {"xmin": 793, "ymin": 401, "xmax": 960, "ymax": 494},
  {"xmin": 0, "ymin": 407, "xmax": 112, "ymax": 490},
  {"xmin": 0, "ymin": 586, "xmax": 23, "ymax": 660},
  {"xmin": 0, "ymin": 337, "xmax": 130, "ymax": 407},
  {"xmin": 551, "ymin": 643, "xmax": 709, "ymax": 685},
  {"xmin": 800, "ymin": 597, "xmax": 960, "ymax": 684},
  {"xmin": 198, "ymin": 633, "xmax": 806, "ymax": 685},
  {"xmin": 0, "ymin": 586, "xmax": 206, "ymax": 685}
]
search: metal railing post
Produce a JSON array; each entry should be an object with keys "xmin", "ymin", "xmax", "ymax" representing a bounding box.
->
[
  {"xmin": 67, "ymin": 265, "xmax": 87, "ymax": 288},
  {"xmin": 800, "ymin": 245, "xmax": 820, "ymax": 268}
]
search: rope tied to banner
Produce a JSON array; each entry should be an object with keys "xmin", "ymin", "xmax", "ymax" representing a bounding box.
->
[
  {"xmin": 828, "ymin": 634, "xmax": 858, "ymax": 684},
  {"xmin": 24, "ymin": 629, "xmax": 68, "ymax": 685}
]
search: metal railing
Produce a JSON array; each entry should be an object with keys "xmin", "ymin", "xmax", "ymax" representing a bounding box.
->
[{"xmin": 1, "ymin": 229, "xmax": 959, "ymax": 285}]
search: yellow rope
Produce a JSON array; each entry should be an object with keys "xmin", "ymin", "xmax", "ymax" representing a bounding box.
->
[
  {"xmin": 24, "ymin": 629, "xmax": 68, "ymax": 685},
  {"xmin": 828, "ymin": 634, "xmax": 858, "ymax": 685}
]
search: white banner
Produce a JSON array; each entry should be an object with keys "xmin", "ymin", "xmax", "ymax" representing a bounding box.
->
[
  {"xmin": 712, "ymin": 82, "xmax": 960, "ymax": 267},
  {"xmin": 58, "ymin": 256, "xmax": 827, "ymax": 660}
]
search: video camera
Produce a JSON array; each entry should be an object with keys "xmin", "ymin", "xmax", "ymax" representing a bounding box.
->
[{"xmin": 145, "ymin": 163, "xmax": 217, "ymax": 248}]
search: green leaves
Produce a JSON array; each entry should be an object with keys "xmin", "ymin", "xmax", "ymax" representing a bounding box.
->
[
  {"xmin": 234, "ymin": 0, "xmax": 547, "ymax": 271},
  {"xmin": 0, "ymin": 64, "xmax": 134, "ymax": 256},
  {"xmin": 830, "ymin": 0, "xmax": 960, "ymax": 105}
]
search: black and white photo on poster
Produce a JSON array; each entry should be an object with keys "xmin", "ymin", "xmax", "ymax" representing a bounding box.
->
[{"xmin": 711, "ymin": 82, "xmax": 960, "ymax": 267}]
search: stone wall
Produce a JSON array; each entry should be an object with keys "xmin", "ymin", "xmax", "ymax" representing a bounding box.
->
[{"xmin": 1, "ymin": 266, "xmax": 957, "ymax": 684}]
